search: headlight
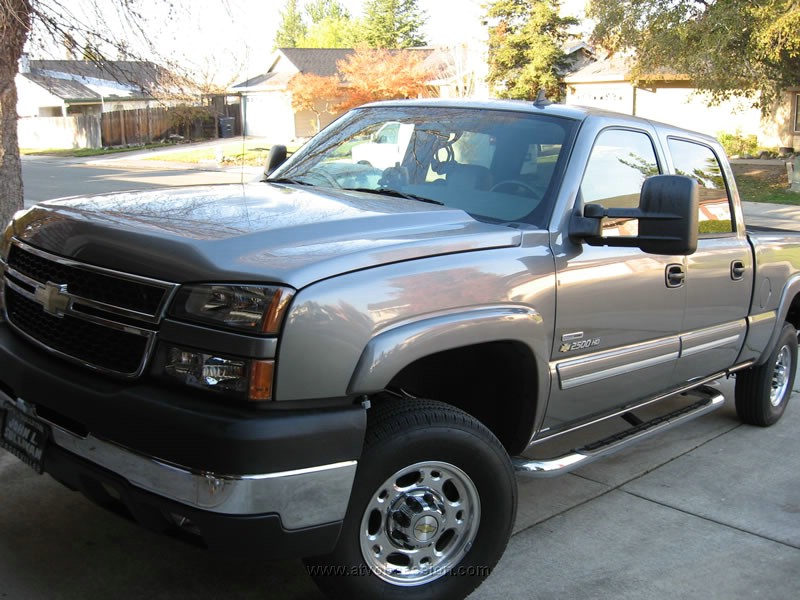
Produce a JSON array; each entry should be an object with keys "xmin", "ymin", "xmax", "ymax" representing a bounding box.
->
[
  {"xmin": 160, "ymin": 345, "xmax": 274, "ymax": 401},
  {"xmin": 170, "ymin": 284, "xmax": 294, "ymax": 334},
  {"xmin": 1, "ymin": 209, "xmax": 32, "ymax": 263},
  {"xmin": 163, "ymin": 284, "xmax": 293, "ymax": 402},
  {"xmin": 0, "ymin": 225, "xmax": 13, "ymax": 316},
  {"xmin": 0, "ymin": 222, "xmax": 15, "ymax": 264}
]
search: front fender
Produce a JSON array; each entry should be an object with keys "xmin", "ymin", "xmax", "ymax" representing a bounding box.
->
[
  {"xmin": 348, "ymin": 305, "xmax": 544, "ymax": 393},
  {"xmin": 274, "ymin": 237, "xmax": 556, "ymax": 403}
]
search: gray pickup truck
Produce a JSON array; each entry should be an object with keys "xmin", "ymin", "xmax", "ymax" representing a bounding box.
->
[{"xmin": 1, "ymin": 99, "xmax": 798, "ymax": 599}]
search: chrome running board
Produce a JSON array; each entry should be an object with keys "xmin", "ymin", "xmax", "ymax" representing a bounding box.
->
[{"xmin": 512, "ymin": 386, "xmax": 725, "ymax": 477}]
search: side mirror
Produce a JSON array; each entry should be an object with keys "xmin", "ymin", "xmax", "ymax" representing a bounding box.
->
[
  {"xmin": 637, "ymin": 175, "xmax": 699, "ymax": 254},
  {"xmin": 570, "ymin": 175, "xmax": 699, "ymax": 255},
  {"xmin": 263, "ymin": 144, "xmax": 287, "ymax": 178}
]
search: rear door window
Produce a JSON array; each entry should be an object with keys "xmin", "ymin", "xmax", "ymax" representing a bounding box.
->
[{"xmin": 667, "ymin": 138, "xmax": 734, "ymax": 235}]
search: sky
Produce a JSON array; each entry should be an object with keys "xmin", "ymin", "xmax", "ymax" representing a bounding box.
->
[
  {"xmin": 166, "ymin": 0, "xmax": 494, "ymax": 82},
  {"xmin": 30, "ymin": 0, "xmax": 591, "ymax": 85}
]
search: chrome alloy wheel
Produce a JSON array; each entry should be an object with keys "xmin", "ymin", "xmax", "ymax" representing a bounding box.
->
[
  {"xmin": 770, "ymin": 344, "xmax": 793, "ymax": 406},
  {"xmin": 359, "ymin": 461, "xmax": 481, "ymax": 586}
]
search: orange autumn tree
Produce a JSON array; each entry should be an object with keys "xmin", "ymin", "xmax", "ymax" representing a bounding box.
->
[
  {"xmin": 336, "ymin": 47, "xmax": 432, "ymax": 111},
  {"xmin": 287, "ymin": 72, "xmax": 341, "ymax": 132},
  {"xmin": 288, "ymin": 47, "xmax": 434, "ymax": 133}
]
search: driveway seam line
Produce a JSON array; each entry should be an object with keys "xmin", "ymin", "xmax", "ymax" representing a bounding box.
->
[
  {"xmin": 620, "ymin": 488, "xmax": 800, "ymax": 551},
  {"xmin": 511, "ymin": 421, "xmax": 743, "ymax": 538}
]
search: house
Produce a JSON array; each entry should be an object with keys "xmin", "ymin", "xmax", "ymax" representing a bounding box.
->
[
  {"xmin": 232, "ymin": 48, "xmax": 353, "ymax": 140},
  {"xmin": 232, "ymin": 40, "xmax": 598, "ymax": 141},
  {"xmin": 232, "ymin": 47, "xmax": 444, "ymax": 141},
  {"xmin": 16, "ymin": 56, "xmax": 180, "ymax": 117},
  {"xmin": 564, "ymin": 52, "xmax": 798, "ymax": 151},
  {"xmin": 16, "ymin": 56, "xmax": 202, "ymax": 149},
  {"xmin": 561, "ymin": 40, "xmax": 595, "ymax": 75}
]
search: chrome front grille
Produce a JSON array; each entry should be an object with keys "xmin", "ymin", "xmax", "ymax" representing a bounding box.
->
[
  {"xmin": 3, "ymin": 240, "xmax": 179, "ymax": 377},
  {"xmin": 8, "ymin": 243, "xmax": 167, "ymax": 316}
]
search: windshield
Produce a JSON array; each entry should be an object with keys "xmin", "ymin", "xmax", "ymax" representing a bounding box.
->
[{"xmin": 269, "ymin": 105, "xmax": 577, "ymax": 227}]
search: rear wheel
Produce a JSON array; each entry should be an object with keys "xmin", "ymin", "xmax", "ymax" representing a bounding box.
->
[
  {"xmin": 735, "ymin": 321, "xmax": 797, "ymax": 426},
  {"xmin": 305, "ymin": 399, "xmax": 517, "ymax": 600}
]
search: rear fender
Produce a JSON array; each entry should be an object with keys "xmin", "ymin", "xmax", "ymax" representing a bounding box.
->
[{"xmin": 754, "ymin": 273, "xmax": 800, "ymax": 365}]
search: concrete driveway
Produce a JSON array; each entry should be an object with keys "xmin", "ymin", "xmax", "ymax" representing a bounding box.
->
[
  {"xmin": 1, "ymin": 374, "xmax": 798, "ymax": 599},
  {"xmin": 472, "ymin": 376, "xmax": 800, "ymax": 599}
]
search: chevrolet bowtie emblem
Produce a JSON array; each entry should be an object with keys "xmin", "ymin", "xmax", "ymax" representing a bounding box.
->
[{"xmin": 33, "ymin": 281, "xmax": 71, "ymax": 317}]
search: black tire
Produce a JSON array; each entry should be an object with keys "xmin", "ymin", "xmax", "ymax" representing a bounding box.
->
[
  {"xmin": 304, "ymin": 399, "xmax": 517, "ymax": 600},
  {"xmin": 735, "ymin": 321, "xmax": 797, "ymax": 426}
]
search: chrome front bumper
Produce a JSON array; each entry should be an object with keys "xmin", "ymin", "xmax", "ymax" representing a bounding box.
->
[{"xmin": 1, "ymin": 393, "xmax": 356, "ymax": 530}]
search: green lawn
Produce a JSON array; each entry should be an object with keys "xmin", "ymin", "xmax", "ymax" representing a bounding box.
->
[
  {"xmin": 20, "ymin": 140, "xmax": 302, "ymax": 166},
  {"xmin": 140, "ymin": 140, "xmax": 295, "ymax": 166},
  {"xmin": 20, "ymin": 143, "xmax": 170, "ymax": 158},
  {"xmin": 731, "ymin": 163, "xmax": 799, "ymax": 205}
]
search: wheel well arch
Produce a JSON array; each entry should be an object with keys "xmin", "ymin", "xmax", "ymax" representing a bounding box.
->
[
  {"xmin": 785, "ymin": 293, "xmax": 800, "ymax": 332},
  {"xmin": 384, "ymin": 340, "xmax": 537, "ymax": 455},
  {"xmin": 756, "ymin": 278, "xmax": 800, "ymax": 366}
]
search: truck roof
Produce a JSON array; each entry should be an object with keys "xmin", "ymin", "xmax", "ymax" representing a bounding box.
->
[{"xmin": 358, "ymin": 97, "xmax": 720, "ymax": 146}]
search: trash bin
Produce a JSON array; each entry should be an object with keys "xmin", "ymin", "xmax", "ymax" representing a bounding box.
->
[{"xmin": 218, "ymin": 116, "xmax": 235, "ymax": 138}]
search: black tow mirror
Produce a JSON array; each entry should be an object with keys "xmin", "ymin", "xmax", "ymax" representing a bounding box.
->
[
  {"xmin": 263, "ymin": 144, "xmax": 288, "ymax": 179},
  {"xmin": 570, "ymin": 175, "xmax": 699, "ymax": 255},
  {"xmin": 637, "ymin": 175, "xmax": 698, "ymax": 254}
]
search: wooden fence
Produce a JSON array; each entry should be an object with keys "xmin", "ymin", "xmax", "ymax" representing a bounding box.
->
[
  {"xmin": 100, "ymin": 101, "xmax": 242, "ymax": 147},
  {"xmin": 18, "ymin": 102, "xmax": 243, "ymax": 150},
  {"xmin": 101, "ymin": 107, "xmax": 172, "ymax": 147}
]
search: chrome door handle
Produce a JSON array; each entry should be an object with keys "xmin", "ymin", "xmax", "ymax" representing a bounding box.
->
[
  {"xmin": 731, "ymin": 260, "xmax": 746, "ymax": 281},
  {"xmin": 666, "ymin": 264, "xmax": 685, "ymax": 288}
]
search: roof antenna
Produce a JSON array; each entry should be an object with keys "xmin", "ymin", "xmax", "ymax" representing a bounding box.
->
[{"xmin": 534, "ymin": 89, "xmax": 551, "ymax": 107}]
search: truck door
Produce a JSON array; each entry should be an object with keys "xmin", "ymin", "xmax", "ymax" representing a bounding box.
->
[
  {"xmin": 546, "ymin": 127, "xmax": 686, "ymax": 432},
  {"xmin": 666, "ymin": 137, "xmax": 752, "ymax": 381}
]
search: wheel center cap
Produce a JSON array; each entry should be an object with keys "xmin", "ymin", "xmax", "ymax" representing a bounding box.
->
[
  {"xmin": 413, "ymin": 515, "xmax": 439, "ymax": 542},
  {"xmin": 388, "ymin": 489, "xmax": 446, "ymax": 549}
]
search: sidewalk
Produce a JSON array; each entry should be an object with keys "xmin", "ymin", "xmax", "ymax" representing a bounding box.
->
[{"xmin": 742, "ymin": 201, "xmax": 800, "ymax": 230}]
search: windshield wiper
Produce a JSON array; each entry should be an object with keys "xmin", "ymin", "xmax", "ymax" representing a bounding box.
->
[
  {"xmin": 266, "ymin": 177, "xmax": 315, "ymax": 186},
  {"xmin": 345, "ymin": 187, "xmax": 444, "ymax": 206}
]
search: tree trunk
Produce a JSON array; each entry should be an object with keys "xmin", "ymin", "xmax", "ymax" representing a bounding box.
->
[{"xmin": 0, "ymin": 0, "xmax": 32, "ymax": 229}]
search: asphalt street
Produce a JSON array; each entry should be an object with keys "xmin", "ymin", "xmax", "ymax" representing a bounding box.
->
[{"xmin": 21, "ymin": 154, "xmax": 255, "ymax": 207}]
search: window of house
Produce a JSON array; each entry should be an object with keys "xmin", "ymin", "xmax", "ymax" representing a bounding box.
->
[
  {"xmin": 580, "ymin": 128, "xmax": 660, "ymax": 236},
  {"xmin": 795, "ymin": 93, "xmax": 800, "ymax": 133},
  {"xmin": 667, "ymin": 137, "xmax": 734, "ymax": 235}
]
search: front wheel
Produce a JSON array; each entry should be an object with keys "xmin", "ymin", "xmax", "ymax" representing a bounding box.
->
[
  {"xmin": 735, "ymin": 321, "xmax": 797, "ymax": 426},
  {"xmin": 305, "ymin": 399, "xmax": 517, "ymax": 600}
]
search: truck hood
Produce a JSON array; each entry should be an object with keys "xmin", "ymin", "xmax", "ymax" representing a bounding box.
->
[{"xmin": 13, "ymin": 183, "xmax": 521, "ymax": 288}]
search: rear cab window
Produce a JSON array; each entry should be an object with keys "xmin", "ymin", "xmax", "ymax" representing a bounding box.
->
[{"xmin": 667, "ymin": 137, "xmax": 735, "ymax": 235}]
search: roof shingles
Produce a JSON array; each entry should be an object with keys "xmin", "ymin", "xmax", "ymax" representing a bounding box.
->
[{"xmin": 21, "ymin": 60, "xmax": 170, "ymax": 102}]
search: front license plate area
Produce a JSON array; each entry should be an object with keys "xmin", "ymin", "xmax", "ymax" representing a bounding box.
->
[{"xmin": 1, "ymin": 404, "xmax": 49, "ymax": 474}]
